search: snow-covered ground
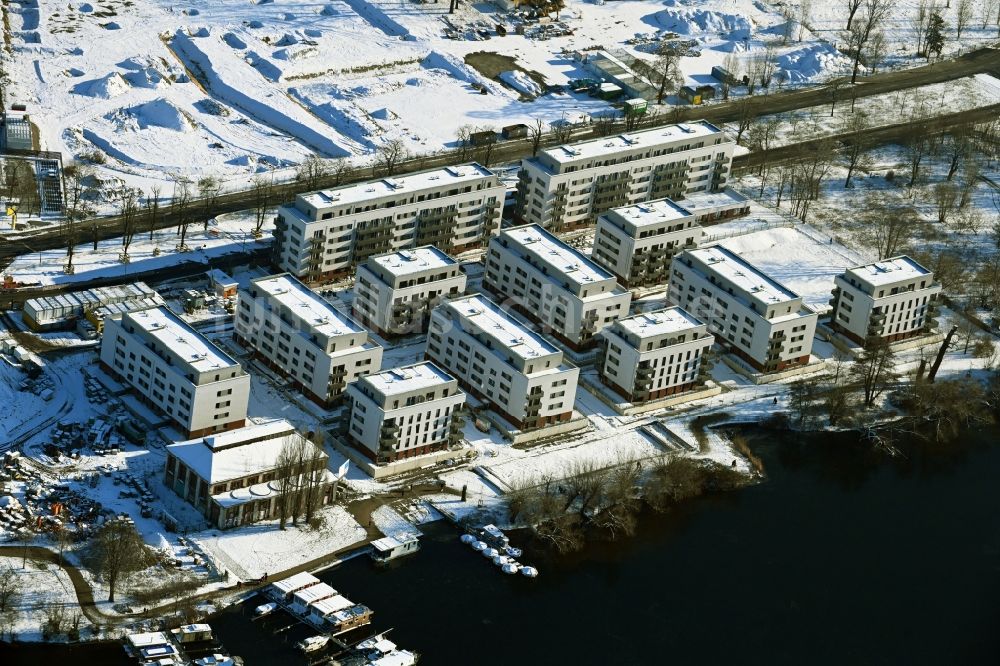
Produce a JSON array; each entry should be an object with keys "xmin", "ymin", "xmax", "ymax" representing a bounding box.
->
[
  {"xmin": 190, "ymin": 505, "xmax": 368, "ymax": 580},
  {"xmin": 4, "ymin": 209, "xmax": 270, "ymax": 286},
  {"xmin": 0, "ymin": 556, "xmax": 81, "ymax": 641},
  {"xmin": 5, "ymin": 0, "xmax": 861, "ymax": 199},
  {"xmin": 784, "ymin": 0, "xmax": 1000, "ymax": 63}
]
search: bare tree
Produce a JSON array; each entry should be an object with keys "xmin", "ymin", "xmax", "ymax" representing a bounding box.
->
[
  {"xmin": 197, "ymin": 175, "xmax": 222, "ymax": 231},
  {"xmin": 251, "ymin": 175, "xmax": 272, "ymax": 238},
  {"xmin": 528, "ymin": 117, "xmax": 545, "ymax": 156},
  {"xmin": 904, "ymin": 135, "xmax": 931, "ymax": 187},
  {"xmin": 956, "ymin": 0, "xmax": 975, "ymax": 37},
  {"xmin": 172, "ymin": 176, "xmax": 193, "ymax": 251},
  {"xmin": 846, "ymin": 0, "xmax": 865, "ymax": 29},
  {"xmin": 297, "ymin": 154, "xmax": 329, "ymax": 191},
  {"xmin": 117, "ymin": 187, "xmax": 139, "ymax": 262},
  {"xmin": 865, "ymin": 29, "xmax": 889, "ymax": 75},
  {"xmin": 850, "ymin": 338, "xmax": 897, "ymax": 407},
  {"xmin": 0, "ymin": 565, "xmax": 20, "ymax": 614},
  {"xmin": 652, "ymin": 44, "xmax": 682, "ymax": 104},
  {"xmin": 859, "ymin": 192, "xmax": 915, "ymax": 258},
  {"xmin": 982, "ymin": 0, "xmax": 1000, "ymax": 29},
  {"xmin": 734, "ymin": 96, "xmax": 757, "ymax": 144},
  {"xmin": 375, "ymin": 139, "xmax": 407, "ymax": 177},
  {"xmin": 720, "ymin": 52, "xmax": 741, "ymax": 100},
  {"xmin": 847, "ymin": 0, "xmax": 892, "ymax": 84},
  {"xmin": 455, "ymin": 125, "xmax": 473, "ymax": 161},
  {"xmin": 912, "ymin": 0, "xmax": 932, "ymax": 56},
  {"xmin": 933, "ymin": 181, "xmax": 960, "ymax": 224},
  {"xmin": 798, "ymin": 0, "xmax": 813, "ymax": 41},
  {"xmin": 94, "ymin": 519, "xmax": 151, "ymax": 602},
  {"xmin": 145, "ymin": 184, "xmax": 161, "ymax": 242},
  {"xmin": 475, "ymin": 125, "xmax": 498, "ymax": 167},
  {"xmin": 841, "ymin": 111, "xmax": 873, "ymax": 187},
  {"xmin": 61, "ymin": 163, "xmax": 94, "ymax": 275}
]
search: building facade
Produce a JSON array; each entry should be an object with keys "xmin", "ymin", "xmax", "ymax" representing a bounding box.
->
[
  {"xmin": 829, "ymin": 256, "xmax": 941, "ymax": 345},
  {"xmin": 343, "ymin": 362, "xmax": 466, "ymax": 463},
  {"xmin": 592, "ymin": 198, "xmax": 703, "ymax": 288},
  {"xmin": 164, "ymin": 419, "xmax": 334, "ymax": 529},
  {"xmin": 353, "ymin": 247, "xmax": 467, "ymax": 337},
  {"xmin": 235, "ymin": 274, "xmax": 382, "ymax": 407},
  {"xmin": 597, "ymin": 307, "xmax": 714, "ymax": 403},
  {"xmin": 483, "ymin": 224, "xmax": 631, "ymax": 349},
  {"xmin": 272, "ymin": 164, "xmax": 504, "ymax": 282},
  {"xmin": 515, "ymin": 121, "xmax": 734, "ymax": 231},
  {"xmin": 427, "ymin": 295, "xmax": 579, "ymax": 430},
  {"xmin": 667, "ymin": 247, "xmax": 818, "ymax": 373},
  {"xmin": 100, "ymin": 306, "xmax": 250, "ymax": 438}
]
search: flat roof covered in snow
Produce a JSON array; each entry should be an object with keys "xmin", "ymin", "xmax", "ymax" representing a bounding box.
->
[
  {"xmin": 685, "ymin": 247, "xmax": 800, "ymax": 306},
  {"xmin": 360, "ymin": 361, "xmax": 455, "ymax": 397},
  {"xmin": 845, "ymin": 255, "xmax": 932, "ymax": 287},
  {"xmin": 502, "ymin": 224, "xmax": 614, "ymax": 285},
  {"xmin": 615, "ymin": 307, "xmax": 705, "ymax": 340},
  {"xmin": 605, "ymin": 198, "xmax": 694, "ymax": 229},
  {"xmin": 123, "ymin": 306, "xmax": 239, "ymax": 373},
  {"xmin": 539, "ymin": 120, "xmax": 722, "ymax": 166},
  {"xmin": 368, "ymin": 246, "xmax": 457, "ymax": 277},
  {"xmin": 298, "ymin": 163, "xmax": 496, "ymax": 210},
  {"xmin": 167, "ymin": 418, "xmax": 311, "ymax": 484},
  {"xmin": 270, "ymin": 572, "xmax": 320, "ymax": 596},
  {"xmin": 445, "ymin": 295, "xmax": 559, "ymax": 361},
  {"xmin": 251, "ymin": 274, "xmax": 364, "ymax": 338},
  {"xmin": 676, "ymin": 187, "xmax": 749, "ymax": 211}
]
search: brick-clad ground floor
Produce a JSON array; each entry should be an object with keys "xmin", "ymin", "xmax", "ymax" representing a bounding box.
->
[
  {"xmin": 99, "ymin": 360, "xmax": 245, "ymax": 439},
  {"xmin": 603, "ymin": 376, "xmax": 700, "ymax": 404},
  {"xmin": 830, "ymin": 322, "xmax": 927, "ymax": 347},
  {"xmin": 424, "ymin": 353, "xmax": 572, "ymax": 431}
]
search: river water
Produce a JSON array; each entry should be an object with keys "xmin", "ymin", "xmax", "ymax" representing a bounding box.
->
[{"xmin": 3, "ymin": 426, "xmax": 999, "ymax": 664}]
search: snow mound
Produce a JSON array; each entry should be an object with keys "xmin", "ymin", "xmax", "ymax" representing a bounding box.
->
[
  {"xmin": 248, "ymin": 20, "xmax": 264, "ymax": 28},
  {"xmin": 124, "ymin": 66, "xmax": 166, "ymax": 89},
  {"xmin": 115, "ymin": 99, "xmax": 195, "ymax": 132},
  {"xmin": 275, "ymin": 32, "xmax": 297, "ymax": 46},
  {"xmin": 273, "ymin": 46, "xmax": 318, "ymax": 62},
  {"xmin": 77, "ymin": 2, "xmax": 93, "ymax": 11},
  {"xmin": 72, "ymin": 71, "xmax": 131, "ymax": 98},
  {"xmin": 775, "ymin": 43, "xmax": 850, "ymax": 83},
  {"xmin": 191, "ymin": 26, "xmax": 211, "ymax": 38},
  {"xmin": 184, "ymin": 8, "xmax": 200, "ymax": 15},
  {"xmin": 223, "ymin": 32, "xmax": 247, "ymax": 50},
  {"xmin": 66, "ymin": 67, "xmax": 85, "ymax": 77},
  {"xmin": 371, "ymin": 107, "xmax": 396, "ymax": 120},
  {"xmin": 304, "ymin": 28, "xmax": 322, "ymax": 38},
  {"xmin": 499, "ymin": 70, "xmax": 541, "ymax": 97},
  {"xmin": 102, "ymin": 21, "xmax": 120, "ymax": 30},
  {"xmin": 652, "ymin": 8, "xmax": 751, "ymax": 39}
]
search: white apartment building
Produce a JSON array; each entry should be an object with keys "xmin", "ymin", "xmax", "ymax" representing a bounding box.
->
[
  {"xmin": 598, "ymin": 307, "xmax": 715, "ymax": 403},
  {"xmin": 829, "ymin": 256, "xmax": 941, "ymax": 345},
  {"xmin": 235, "ymin": 274, "xmax": 382, "ymax": 407},
  {"xmin": 515, "ymin": 120, "xmax": 734, "ymax": 231},
  {"xmin": 343, "ymin": 362, "xmax": 466, "ymax": 463},
  {"xmin": 353, "ymin": 246, "xmax": 467, "ymax": 337},
  {"xmin": 427, "ymin": 295, "xmax": 580, "ymax": 430},
  {"xmin": 273, "ymin": 164, "xmax": 504, "ymax": 282},
  {"xmin": 100, "ymin": 306, "xmax": 250, "ymax": 439},
  {"xmin": 593, "ymin": 198, "xmax": 703, "ymax": 288},
  {"xmin": 668, "ymin": 247, "xmax": 818, "ymax": 373},
  {"xmin": 484, "ymin": 224, "xmax": 631, "ymax": 350}
]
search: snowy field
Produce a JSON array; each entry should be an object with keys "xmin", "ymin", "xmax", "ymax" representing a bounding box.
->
[
  {"xmin": 4, "ymin": 209, "xmax": 270, "ymax": 286},
  {"xmin": 4, "ymin": 0, "xmax": 859, "ymax": 198},
  {"xmin": 190, "ymin": 505, "xmax": 368, "ymax": 580},
  {"xmin": 784, "ymin": 0, "xmax": 1000, "ymax": 62}
]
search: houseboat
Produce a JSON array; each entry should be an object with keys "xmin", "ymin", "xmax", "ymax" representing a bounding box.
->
[
  {"xmin": 267, "ymin": 571, "xmax": 322, "ymax": 603},
  {"xmin": 123, "ymin": 631, "xmax": 184, "ymax": 666},
  {"xmin": 370, "ymin": 534, "xmax": 420, "ymax": 565}
]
